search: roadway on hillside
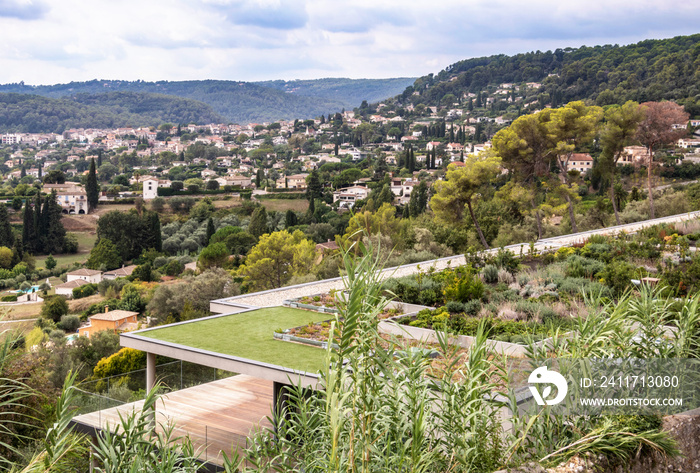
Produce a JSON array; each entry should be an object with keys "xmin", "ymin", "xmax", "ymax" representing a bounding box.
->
[{"xmin": 213, "ymin": 210, "xmax": 700, "ymax": 310}]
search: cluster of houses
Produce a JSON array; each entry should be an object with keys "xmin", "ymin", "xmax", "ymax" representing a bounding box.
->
[{"xmin": 52, "ymin": 266, "xmax": 141, "ymax": 338}]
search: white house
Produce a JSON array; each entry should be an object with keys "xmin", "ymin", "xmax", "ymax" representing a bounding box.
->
[
  {"xmin": 55, "ymin": 279, "xmax": 90, "ymax": 298},
  {"xmin": 569, "ymin": 153, "xmax": 594, "ymax": 173},
  {"xmin": 103, "ymin": 265, "xmax": 138, "ymax": 280},
  {"xmin": 333, "ymin": 185, "xmax": 370, "ymax": 209},
  {"xmin": 142, "ymin": 179, "xmax": 172, "ymax": 200},
  {"xmin": 55, "ymin": 186, "xmax": 88, "ymax": 214},
  {"xmin": 66, "ymin": 268, "xmax": 102, "ymax": 284}
]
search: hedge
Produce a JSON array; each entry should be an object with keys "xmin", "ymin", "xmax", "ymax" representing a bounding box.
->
[
  {"xmin": 72, "ymin": 283, "xmax": 98, "ymax": 299},
  {"xmin": 257, "ymin": 193, "xmax": 306, "ymax": 200},
  {"xmin": 157, "ymin": 187, "xmax": 241, "ymax": 197}
]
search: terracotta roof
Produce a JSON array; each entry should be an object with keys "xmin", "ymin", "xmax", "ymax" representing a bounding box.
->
[
  {"xmin": 90, "ymin": 310, "xmax": 138, "ymax": 322},
  {"xmin": 103, "ymin": 265, "xmax": 138, "ymax": 277},
  {"xmin": 316, "ymin": 240, "xmax": 339, "ymax": 251},
  {"xmin": 56, "ymin": 279, "xmax": 90, "ymax": 289},
  {"xmin": 67, "ymin": 268, "xmax": 102, "ymax": 276}
]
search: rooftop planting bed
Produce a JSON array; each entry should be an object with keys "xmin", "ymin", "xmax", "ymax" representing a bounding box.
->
[{"xmin": 140, "ymin": 306, "xmax": 330, "ymax": 373}]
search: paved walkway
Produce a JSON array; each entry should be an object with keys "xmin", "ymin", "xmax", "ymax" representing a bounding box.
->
[{"xmin": 211, "ymin": 210, "xmax": 700, "ymax": 311}]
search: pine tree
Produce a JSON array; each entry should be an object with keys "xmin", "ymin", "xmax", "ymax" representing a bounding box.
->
[
  {"xmin": 0, "ymin": 205, "xmax": 14, "ymax": 248},
  {"xmin": 206, "ymin": 217, "xmax": 216, "ymax": 245},
  {"xmin": 86, "ymin": 158, "xmax": 99, "ymax": 212}
]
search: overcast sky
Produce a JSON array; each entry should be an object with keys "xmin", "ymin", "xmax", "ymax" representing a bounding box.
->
[{"xmin": 0, "ymin": 0, "xmax": 698, "ymax": 85}]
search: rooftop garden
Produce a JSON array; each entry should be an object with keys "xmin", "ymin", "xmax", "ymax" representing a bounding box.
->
[{"xmin": 140, "ymin": 306, "xmax": 331, "ymax": 373}]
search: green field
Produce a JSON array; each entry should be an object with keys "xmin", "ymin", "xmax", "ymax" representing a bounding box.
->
[
  {"xmin": 35, "ymin": 232, "xmax": 96, "ymax": 269},
  {"xmin": 141, "ymin": 307, "xmax": 330, "ymax": 373}
]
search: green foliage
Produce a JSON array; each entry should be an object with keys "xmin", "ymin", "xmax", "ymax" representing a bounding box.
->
[
  {"xmin": 86, "ymin": 158, "xmax": 99, "ymax": 211},
  {"xmin": 87, "ymin": 238, "xmax": 122, "ymax": 270},
  {"xmin": 198, "ymin": 242, "xmax": 229, "ymax": 270},
  {"xmin": 481, "ymin": 264, "xmax": 499, "ymax": 283},
  {"xmin": 564, "ymin": 255, "xmax": 606, "ymax": 278},
  {"xmin": 130, "ymin": 263, "xmax": 154, "ymax": 282},
  {"xmin": 247, "ymin": 206, "xmax": 268, "ymax": 238},
  {"xmin": 44, "ymin": 254, "xmax": 56, "ymax": 270},
  {"xmin": 601, "ymin": 260, "xmax": 639, "ymax": 296},
  {"xmin": 444, "ymin": 271, "xmax": 485, "ymax": 303},
  {"xmin": 162, "ymin": 259, "xmax": 184, "ymax": 277},
  {"xmin": 72, "ymin": 283, "xmax": 97, "ymax": 299},
  {"xmin": 96, "ymin": 210, "xmax": 162, "ymax": 261},
  {"xmin": 92, "ymin": 347, "xmax": 146, "ymax": 379},
  {"xmin": 41, "ymin": 295, "xmax": 69, "ymax": 323},
  {"xmin": 147, "ymin": 268, "xmax": 239, "ymax": 324},
  {"xmin": 58, "ymin": 314, "xmax": 80, "ymax": 332},
  {"xmin": 119, "ymin": 284, "xmax": 144, "ymax": 312}
]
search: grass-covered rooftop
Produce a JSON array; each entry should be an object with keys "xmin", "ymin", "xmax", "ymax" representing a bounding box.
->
[{"xmin": 140, "ymin": 307, "xmax": 331, "ymax": 373}]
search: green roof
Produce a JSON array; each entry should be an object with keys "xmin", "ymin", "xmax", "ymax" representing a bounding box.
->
[{"xmin": 140, "ymin": 307, "xmax": 332, "ymax": 373}]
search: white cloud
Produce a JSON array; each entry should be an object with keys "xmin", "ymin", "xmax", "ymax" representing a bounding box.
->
[{"xmin": 0, "ymin": 0, "xmax": 697, "ymax": 84}]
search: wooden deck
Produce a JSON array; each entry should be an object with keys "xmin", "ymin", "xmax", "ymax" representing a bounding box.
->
[{"xmin": 72, "ymin": 374, "xmax": 274, "ymax": 467}]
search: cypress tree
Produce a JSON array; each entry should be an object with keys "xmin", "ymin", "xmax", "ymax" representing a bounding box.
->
[
  {"xmin": 86, "ymin": 157, "xmax": 99, "ymax": 212},
  {"xmin": 44, "ymin": 191, "xmax": 66, "ymax": 254},
  {"xmin": 248, "ymin": 206, "xmax": 268, "ymax": 238},
  {"xmin": 20, "ymin": 165, "xmax": 26, "ymax": 178},
  {"xmin": 97, "ymin": 150, "xmax": 103, "ymax": 167},
  {"xmin": 206, "ymin": 217, "xmax": 216, "ymax": 245},
  {"xmin": 0, "ymin": 205, "xmax": 13, "ymax": 248},
  {"xmin": 11, "ymin": 238, "xmax": 22, "ymax": 267},
  {"xmin": 285, "ymin": 210, "xmax": 297, "ymax": 228},
  {"xmin": 38, "ymin": 164, "xmax": 42, "ymax": 179},
  {"xmin": 149, "ymin": 212, "xmax": 162, "ymax": 252},
  {"xmin": 34, "ymin": 193, "xmax": 47, "ymax": 253},
  {"xmin": 22, "ymin": 201, "xmax": 34, "ymax": 253}
]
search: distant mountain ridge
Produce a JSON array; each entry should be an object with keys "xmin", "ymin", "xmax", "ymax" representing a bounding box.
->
[
  {"xmin": 0, "ymin": 92, "xmax": 225, "ymax": 134},
  {"xmin": 0, "ymin": 77, "xmax": 416, "ymax": 131},
  {"xmin": 254, "ymin": 78, "xmax": 415, "ymax": 107}
]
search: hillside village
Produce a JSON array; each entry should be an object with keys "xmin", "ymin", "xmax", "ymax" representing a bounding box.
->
[{"xmin": 3, "ymin": 80, "xmax": 700, "ymax": 217}]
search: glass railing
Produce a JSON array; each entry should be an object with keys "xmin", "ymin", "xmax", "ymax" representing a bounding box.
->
[{"xmin": 71, "ymin": 361, "xmax": 252, "ymax": 466}]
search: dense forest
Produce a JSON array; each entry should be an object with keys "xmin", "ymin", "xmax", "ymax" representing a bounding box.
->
[
  {"xmin": 0, "ymin": 78, "xmax": 414, "ymax": 125},
  {"xmin": 399, "ymin": 34, "xmax": 700, "ymax": 115},
  {"xmin": 0, "ymin": 92, "xmax": 224, "ymax": 133},
  {"xmin": 256, "ymin": 77, "xmax": 415, "ymax": 107}
]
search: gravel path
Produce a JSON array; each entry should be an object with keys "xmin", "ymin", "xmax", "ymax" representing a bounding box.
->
[{"xmin": 212, "ymin": 210, "xmax": 700, "ymax": 312}]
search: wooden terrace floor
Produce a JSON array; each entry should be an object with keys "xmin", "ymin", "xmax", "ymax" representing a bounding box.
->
[{"xmin": 72, "ymin": 374, "xmax": 274, "ymax": 467}]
